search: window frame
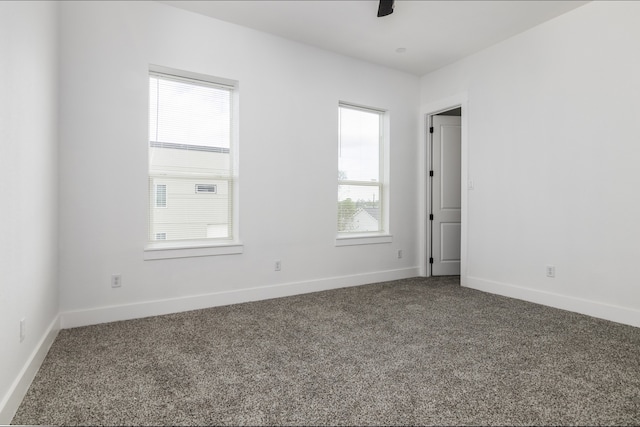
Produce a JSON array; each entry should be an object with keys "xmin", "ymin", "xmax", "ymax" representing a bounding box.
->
[
  {"xmin": 144, "ymin": 65, "xmax": 242, "ymax": 260},
  {"xmin": 336, "ymin": 102, "xmax": 392, "ymax": 246}
]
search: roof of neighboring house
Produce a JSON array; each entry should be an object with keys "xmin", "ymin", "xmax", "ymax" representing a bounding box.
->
[{"xmin": 354, "ymin": 207, "xmax": 380, "ymax": 222}]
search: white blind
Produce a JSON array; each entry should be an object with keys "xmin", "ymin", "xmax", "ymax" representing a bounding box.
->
[
  {"xmin": 338, "ymin": 104, "xmax": 383, "ymax": 233},
  {"xmin": 149, "ymin": 72, "xmax": 234, "ymax": 242}
]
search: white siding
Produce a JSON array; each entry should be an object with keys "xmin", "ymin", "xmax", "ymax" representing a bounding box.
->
[{"xmin": 150, "ymin": 147, "xmax": 232, "ymax": 240}]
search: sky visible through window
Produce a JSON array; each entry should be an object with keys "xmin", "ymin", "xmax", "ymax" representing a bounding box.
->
[
  {"xmin": 338, "ymin": 106, "xmax": 380, "ymax": 182},
  {"xmin": 149, "ymin": 76, "xmax": 231, "ymax": 148}
]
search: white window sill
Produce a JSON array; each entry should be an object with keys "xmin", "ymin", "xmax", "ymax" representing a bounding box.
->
[
  {"xmin": 335, "ymin": 234, "xmax": 393, "ymax": 247},
  {"xmin": 144, "ymin": 240, "xmax": 243, "ymax": 260}
]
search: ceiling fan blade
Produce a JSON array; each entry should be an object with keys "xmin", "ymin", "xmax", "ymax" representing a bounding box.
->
[{"xmin": 377, "ymin": 0, "xmax": 394, "ymax": 17}]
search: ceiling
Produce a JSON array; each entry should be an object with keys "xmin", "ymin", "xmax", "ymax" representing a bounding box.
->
[{"xmin": 160, "ymin": 0, "xmax": 589, "ymax": 76}]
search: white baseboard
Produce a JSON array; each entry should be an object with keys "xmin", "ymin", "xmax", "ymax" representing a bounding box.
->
[
  {"xmin": 61, "ymin": 267, "xmax": 420, "ymax": 329},
  {"xmin": 0, "ymin": 315, "xmax": 60, "ymax": 425},
  {"xmin": 465, "ymin": 276, "xmax": 640, "ymax": 328}
]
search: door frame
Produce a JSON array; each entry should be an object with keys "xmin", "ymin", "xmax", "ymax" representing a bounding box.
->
[{"xmin": 419, "ymin": 93, "xmax": 468, "ymax": 282}]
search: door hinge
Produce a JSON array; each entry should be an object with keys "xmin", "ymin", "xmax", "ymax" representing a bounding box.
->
[
  {"xmin": 429, "ymin": 126, "xmax": 434, "ymax": 134},
  {"xmin": 429, "ymin": 170, "xmax": 434, "ymax": 177},
  {"xmin": 429, "ymin": 257, "xmax": 434, "ymax": 264},
  {"xmin": 429, "ymin": 214, "xmax": 434, "ymax": 221}
]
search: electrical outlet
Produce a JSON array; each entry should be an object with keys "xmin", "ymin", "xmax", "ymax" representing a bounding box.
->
[
  {"xmin": 546, "ymin": 265, "xmax": 555, "ymax": 278},
  {"xmin": 274, "ymin": 261, "xmax": 281, "ymax": 272},
  {"xmin": 111, "ymin": 274, "xmax": 122, "ymax": 288},
  {"xmin": 397, "ymin": 249, "xmax": 403, "ymax": 259},
  {"xmin": 20, "ymin": 318, "xmax": 26, "ymax": 342}
]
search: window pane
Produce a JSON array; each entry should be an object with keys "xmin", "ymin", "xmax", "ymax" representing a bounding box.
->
[
  {"xmin": 149, "ymin": 176, "xmax": 232, "ymax": 241},
  {"xmin": 338, "ymin": 106, "xmax": 380, "ymax": 182},
  {"xmin": 155, "ymin": 184, "xmax": 167, "ymax": 208},
  {"xmin": 149, "ymin": 73, "xmax": 234, "ymax": 242},
  {"xmin": 149, "ymin": 77, "xmax": 231, "ymax": 148},
  {"xmin": 338, "ymin": 184, "xmax": 381, "ymax": 232}
]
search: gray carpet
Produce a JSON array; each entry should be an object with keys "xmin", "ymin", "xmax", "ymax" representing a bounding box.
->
[{"xmin": 12, "ymin": 276, "xmax": 640, "ymax": 426}]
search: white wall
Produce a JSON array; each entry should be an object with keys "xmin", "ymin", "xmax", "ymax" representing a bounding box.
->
[
  {"xmin": 2, "ymin": 0, "xmax": 639, "ymax": 420},
  {"xmin": 0, "ymin": 1, "xmax": 60, "ymax": 422},
  {"xmin": 58, "ymin": 1, "xmax": 420, "ymax": 326},
  {"xmin": 421, "ymin": 1, "xmax": 640, "ymax": 326}
]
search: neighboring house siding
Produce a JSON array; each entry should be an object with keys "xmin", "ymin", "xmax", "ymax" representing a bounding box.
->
[{"xmin": 149, "ymin": 146, "xmax": 231, "ymax": 240}]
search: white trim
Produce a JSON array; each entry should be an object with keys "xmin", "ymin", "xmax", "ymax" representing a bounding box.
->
[
  {"xmin": 338, "ymin": 101, "xmax": 387, "ymax": 114},
  {"xmin": 419, "ymin": 93, "xmax": 469, "ymax": 278},
  {"xmin": 335, "ymin": 234, "xmax": 393, "ymax": 246},
  {"xmin": 465, "ymin": 276, "xmax": 640, "ymax": 328},
  {"xmin": 143, "ymin": 241, "xmax": 243, "ymax": 260},
  {"xmin": 149, "ymin": 64, "xmax": 237, "ymax": 90},
  {"xmin": 338, "ymin": 180, "xmax": 381, "ymax": 187},
  {"xmin": 0, "ymin": 316, "xmax": 60, "ymax": 425},
  {"xmin": 59, "ymin": 267, "xmax": 419, "ymax": 329}
]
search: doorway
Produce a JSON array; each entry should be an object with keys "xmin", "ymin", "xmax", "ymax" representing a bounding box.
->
[{"xmin": 429, "ymin": 107, "xmax": 461, "ymax": 276}]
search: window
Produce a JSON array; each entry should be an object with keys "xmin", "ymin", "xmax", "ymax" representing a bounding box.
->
[
  {"xmin": 155, "ymin": 184, "xmax": 167, "ymax": 208},
  {"xmin": 337, "ymin": 103, "xmax": 385, "ymax": 234},
  {"xmin": 148, "ymin": 70, "xmax": 236, "ymax": 243}
]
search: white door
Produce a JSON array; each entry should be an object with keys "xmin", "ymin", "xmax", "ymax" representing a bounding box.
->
[{"xmin": 431, "ymin": 115, "xmax": 461, "ymax": 276}]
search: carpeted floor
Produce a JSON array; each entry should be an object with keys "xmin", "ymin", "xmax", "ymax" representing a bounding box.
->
[{"xmin": 12, "ymin": 276, "xmax": 640, "ymax": 426}]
